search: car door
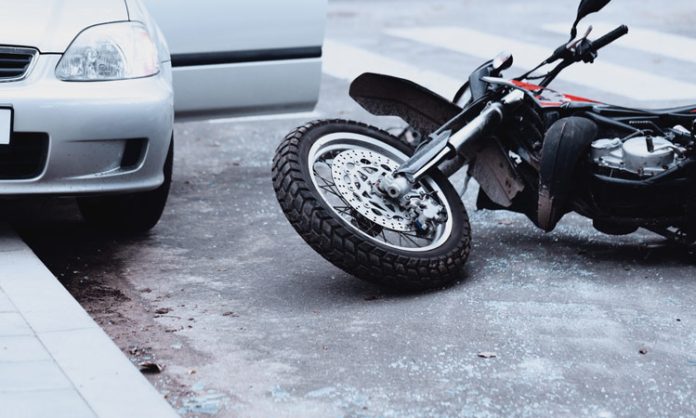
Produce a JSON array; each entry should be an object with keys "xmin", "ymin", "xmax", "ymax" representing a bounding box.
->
[{"xmin": 141, "ymin": 0, "xmax": 327, "ymax": 119}]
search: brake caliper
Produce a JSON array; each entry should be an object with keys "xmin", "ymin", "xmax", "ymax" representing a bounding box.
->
[{"xmin": 403, "ymin": 192, "xmax": 447, "ymax": 237}]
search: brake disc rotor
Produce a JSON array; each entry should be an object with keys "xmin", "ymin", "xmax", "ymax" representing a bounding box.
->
[{"xmin": 331, "ymin": 149, "xmax": 412, "ymax": 231}]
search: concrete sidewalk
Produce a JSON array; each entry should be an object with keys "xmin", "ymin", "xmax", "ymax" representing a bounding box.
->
[{"xmin": 0, "ymin": 225, "xmax": 178, "ymax": 418}]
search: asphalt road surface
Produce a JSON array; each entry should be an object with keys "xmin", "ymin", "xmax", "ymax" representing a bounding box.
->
[{"xmin": 12, "ymin": 0, "xmax": 696, "ymax": 417}]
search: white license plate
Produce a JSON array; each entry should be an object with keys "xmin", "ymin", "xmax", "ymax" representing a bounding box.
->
[{"xmin": 0, "ymin": 109, "xmax": 11, "ymax": 145}]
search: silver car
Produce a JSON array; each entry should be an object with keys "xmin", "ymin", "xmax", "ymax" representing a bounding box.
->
[{"xmin": 0, "ymin": 0, "xmax": 326, "ymax": 231}]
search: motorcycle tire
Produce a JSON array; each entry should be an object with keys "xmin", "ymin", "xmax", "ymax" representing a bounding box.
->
[{"xmin": 272, "ymin": 119, "xmax": 471, "ymax": 291}]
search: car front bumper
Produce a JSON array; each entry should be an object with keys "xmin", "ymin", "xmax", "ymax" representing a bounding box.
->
[{"xmin": 0, "ymin": 55, "xmax": 174, "ymax": 196}]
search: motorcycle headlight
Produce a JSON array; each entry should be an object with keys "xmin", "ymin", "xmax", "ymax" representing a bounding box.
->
[{"xmin": 56, "ymin": 22, "xmax": 160, "ymax": 81}]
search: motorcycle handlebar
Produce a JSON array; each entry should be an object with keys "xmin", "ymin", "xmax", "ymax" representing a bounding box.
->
[
  {"xmin": 591, "ymin": 25, "xmax": 629, "ymax": 51},
  {"xmin": 522, "ymin": 24, "xmax": 630, "ymax": 82}
]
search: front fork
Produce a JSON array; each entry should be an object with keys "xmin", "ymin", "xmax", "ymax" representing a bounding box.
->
[{"xmin": 381, "ymin": 90, "xmax": 526, "ymax": 199}]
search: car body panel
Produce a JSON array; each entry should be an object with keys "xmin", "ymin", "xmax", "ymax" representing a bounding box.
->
[
  {"xmin": 0, "ymin": 55, "xmax": 173, "ymax": 195},
  {"xmin": 124, "ymin": 0, "xmax": 171, "ymax": 64},
  {"xmin": 0, "ymin": 0, "xmax": 173, "ymax": 196},
  {"xmin": 142, "ymin": 0, "xmax": 327, "ymax": 118},
  {"xmin": 0, "ymin": 0, "xmax": 127, "ymax": 53},
  {"xmin": 0, "ymin": 0, "xmax": 325, "ymax": 196},
  {"xmin": 142, "ymin": 0, "xmax": 326, "ymax": 56},
  {"xmin": 170, "ymin": 59, "xmax": 322, "ymax": 119}
]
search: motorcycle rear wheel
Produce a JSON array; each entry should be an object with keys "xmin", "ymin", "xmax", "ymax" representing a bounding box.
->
[{"xmin": 272, "ymin": 119, "xmax": 471, "ymax": 291}]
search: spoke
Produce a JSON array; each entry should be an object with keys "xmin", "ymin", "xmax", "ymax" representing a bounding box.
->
[
  {"xmin": 317, "ymin": 177, "xmax": 337, "ymax": 188},
  {"xmin": 317, "ymin": 172, "xmax": 334, "ymax": 184},
  {"xmin": 315, "ymin": 158, "xmax": 335, "ymax": 169},
  {"xmin": 364, "ymin": 220, "xmax": 380, "ymax": 235},
  {"xmin": 334, "ymin": 206, "xmax": 353, "ymax": 216},
  {"xmin": 400, "ymin": 231, "xmax": 426, "ymax": 240},
  {"xmin": 399, "ymin": 232, "xmax": 421, "ymax": 247},
  {"xmin": 318, "ymin": 184, "xmax": 343, "ymax": 199},
  {"xmin": 314, "ymin": 168, "xmax": 346, "ymax": 200},
  {"xmin": 314, "ymin": 171, "xmax": 337, "ymax": 188}
]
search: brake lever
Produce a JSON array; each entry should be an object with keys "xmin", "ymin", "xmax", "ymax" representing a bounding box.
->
[
  {"xmin": 544, "ymin": 26, "xmax": 593, "ymax": 65},
  {"xmin": 575, "ymin": 38, "xmax": 599, "ymax": 63},
  {"xmin": 566, "ymin": 25, "xmax": 593, "ymax": 51}
]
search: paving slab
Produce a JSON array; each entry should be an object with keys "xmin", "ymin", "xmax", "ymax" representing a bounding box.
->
[{"xmin": 0, "ymin": 224, "xmax": 178, "ymax": 418}]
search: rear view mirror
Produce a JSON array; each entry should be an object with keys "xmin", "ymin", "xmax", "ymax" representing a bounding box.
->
[
  {"xmin": 492, "ymin": 52, "xmax": 514, "ymax": 72},
  {"xmin": 571, "ymin": 0, "xmax": 611, "ymax": 39}
]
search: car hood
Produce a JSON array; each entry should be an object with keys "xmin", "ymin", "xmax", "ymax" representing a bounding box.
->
[{"xmin": 0, "ymin": 0, "xmax": 128, "ymax": 53}]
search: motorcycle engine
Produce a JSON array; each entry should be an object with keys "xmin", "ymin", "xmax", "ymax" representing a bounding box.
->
[{"xmin": 590, "ymin": 131, "xmax": 686, "ymax": 178}]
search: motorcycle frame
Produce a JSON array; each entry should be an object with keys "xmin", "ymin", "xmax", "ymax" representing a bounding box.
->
[{"xmin": 350, "ymin": 71, "xmax": 696, "ymax": 242}]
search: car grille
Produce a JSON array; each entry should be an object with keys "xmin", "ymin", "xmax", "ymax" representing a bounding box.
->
[
  {"xmin": 0, "ymin": 133, "xmax": 48, "ymax": 179},
  {"xmin": 0, "ymin": 47, "xmax": 37, "ymax": 82}
]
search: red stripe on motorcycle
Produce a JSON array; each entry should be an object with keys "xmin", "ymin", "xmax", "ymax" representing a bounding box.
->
[
  {"xmin": 510, "ymin": 79, "xmax": 602, "ymax": 106},
  {"xmin": 562, "ymin": 93, "xmax": 600, "ymax": 104}
]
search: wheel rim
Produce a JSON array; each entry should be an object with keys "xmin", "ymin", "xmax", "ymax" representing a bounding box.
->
[{"xmin": 308, "ymin": 132, "xmax": 455, "ymax": 253}]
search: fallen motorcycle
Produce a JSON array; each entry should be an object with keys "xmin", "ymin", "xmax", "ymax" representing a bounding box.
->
[{"xmin": 272, "ymin": 0, "xmax": 696, "ymax": 290}]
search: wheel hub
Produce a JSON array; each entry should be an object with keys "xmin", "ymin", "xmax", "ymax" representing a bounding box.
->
[{"xmin": 331, "ymin": 149, "xmax": 412, "ymax": 231}]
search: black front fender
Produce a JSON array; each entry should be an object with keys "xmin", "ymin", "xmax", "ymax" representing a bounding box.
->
[{"xmin": 349, "ymin": 73, "xmax": 462, "ymax": 136}]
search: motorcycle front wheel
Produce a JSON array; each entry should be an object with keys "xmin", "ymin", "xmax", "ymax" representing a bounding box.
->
[{"xmin": 272, "ymin": 119, "xmax": 471, "ymax": 291}]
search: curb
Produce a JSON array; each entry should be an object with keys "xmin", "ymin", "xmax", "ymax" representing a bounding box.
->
[{"xmin": 0, "ymin": 225, "xmax": 179, "ymax": 418}]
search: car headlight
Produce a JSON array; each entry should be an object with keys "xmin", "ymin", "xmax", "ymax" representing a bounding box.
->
[{"xmin": 56, "ymin": 22, "xmax": 160, "ymax": 81}]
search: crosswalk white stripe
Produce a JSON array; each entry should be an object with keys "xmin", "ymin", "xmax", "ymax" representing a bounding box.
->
[
  {"xmin": 544, "ymin": 22, "xmax": 696, "ymax": 65},
  {"xmin": 322, "ymin": 39, "xmax": 463, "ymax": 98},
  {"xmin": 386, "ymin": 26, "xmax": 696, "ymax": 102}
]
